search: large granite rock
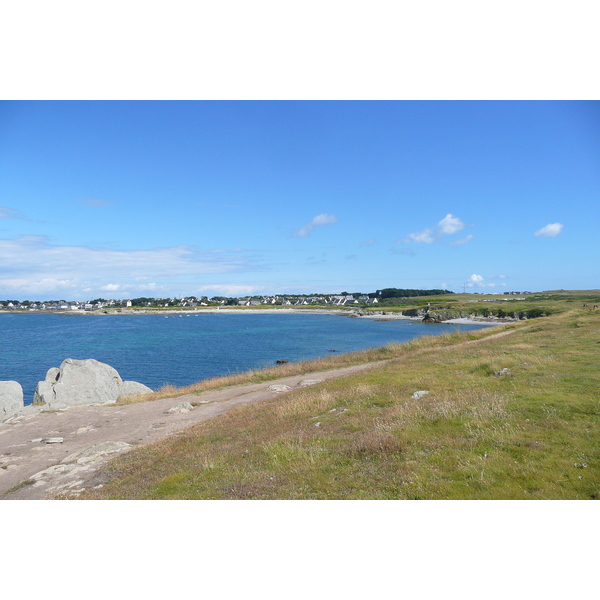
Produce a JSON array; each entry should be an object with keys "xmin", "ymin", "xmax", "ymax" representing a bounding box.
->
[
  {"xmin": 33, "ymin": 358, "xmax": 152, "ymax": 408},
  {"xmin": 118, "ymin": 380, "xmax": 153, "ymax": 398},
  {"xmin": 0, "ymin": 381, "xmax": 24, "ymax": 421}
]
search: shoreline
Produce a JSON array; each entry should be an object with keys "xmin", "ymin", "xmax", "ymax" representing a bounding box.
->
[{"xmin": 0, "ymin": 307, "xmax": 508, "ymax": 325}]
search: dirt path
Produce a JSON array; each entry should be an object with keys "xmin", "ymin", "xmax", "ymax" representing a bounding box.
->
[
  {"xmin": 1, "ymin": 327, "xmax": 516, "ymax": 500},
  {"xmin": 0, "ymin": 361, "xmax": 389, "ymax": 499}
]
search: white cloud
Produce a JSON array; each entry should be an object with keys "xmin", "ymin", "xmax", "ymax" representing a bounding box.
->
[
  {"xmin": 534, "ymin": 223, "xmax": 563, "ymax": 237},
  {"xmin": 293, "ymin": 214, "xmax": 338, "ymax": 238},
  {"xmin": 402, "ymin": 214, "xmax": 467, "ymax": 244},
  {"xmin": 450, "ymin": 234, "xmax": 474, "ymax": 247},
  {"xmin": 466, "ymin": 274, "xmax": 499, "ymax": 288},
  {"xmin": 0, "ymin": 235, "xmax": 255, "ymax": 299},
  {"xmin": 404, "ymin": 228, "xmax": 435, "ymax": 244},
  {"xmin": 139, "ymin": 282, "xmax": 159, "ymax": 291},
  {"xmin": 360, "ymin": 239, "xmax": 377, "ymax": 247},
  {"xmin": 438, "ymin": 214, "xmax": 464, "ymax": 235}
]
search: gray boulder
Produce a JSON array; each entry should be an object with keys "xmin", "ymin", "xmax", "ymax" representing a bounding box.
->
[
  {"xmin": 118, "ymin": 380, "xmax": 153, "ymax": 398},
  {"xmin": 269, "ymin": 384, "xmax": 292, "ymax": 393},
  {"xmin": 494, "ymin": 368, "xmax": 512, "ymax": 376},
  {"xmin": 0, "ymin": 381, "xmax": 24, "ymax": 421},
  {"xmin": 168, "ymin": 401, "xmax": 194, "ymax": 413},
  {"xmin": 298, "ymin": 379, "xmax": 323, "ymax": 387},
  {"xmin": 33, "ymin": 358, "xmax": 150, "ymax": 408}
]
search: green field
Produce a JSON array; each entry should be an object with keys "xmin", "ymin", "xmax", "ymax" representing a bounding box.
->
[
  {"xmin": 355, "ymin": 289, "xmax": 600, "ymax": 318},
  {"xmin": 80, "ymin": 295, "xmax": 600, "ymax": 500}
]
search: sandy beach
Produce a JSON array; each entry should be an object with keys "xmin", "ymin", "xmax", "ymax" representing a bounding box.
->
[{"xmin": 0, "ymin": 306, "xmax": 508, "ymax": 325}]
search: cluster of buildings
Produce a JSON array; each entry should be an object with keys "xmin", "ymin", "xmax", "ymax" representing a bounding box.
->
[
  {"xmin": 1, "ymin": 300, "xmax": 122, "ymax": 311},
  {"xmin": 0, "ymin": 294, "xmax": 380, "ymax": 311},
  {"xmin": 236, "ymin": 295, "xmax": 379, "ymax": 307},
  {"xmin": 159, "ymin": 294, "xmax": 380, "ymax": 307}
]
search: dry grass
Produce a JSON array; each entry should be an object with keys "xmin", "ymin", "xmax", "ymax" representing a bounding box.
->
[
  {"xmin": 115, "ymin": 326, "xmax": 504, "ymax": 405},
  {"xmin": 81, "ymin": 309, "xmax": 600, "ymax": 499}
]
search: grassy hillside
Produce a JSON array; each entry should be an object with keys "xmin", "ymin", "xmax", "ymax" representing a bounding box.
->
[
  {"xmin": 81, "ymin": 306, "xmax": 599, "ymax": 500},
  {"xmin": 358, "ymin": 289, "xmax": 600, "ymax": 318}
]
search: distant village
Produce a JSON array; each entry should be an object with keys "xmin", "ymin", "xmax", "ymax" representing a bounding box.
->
[
  {"xmin": 0, "ymin": 294, "xmax": 381, "ymax": 311},
  {"xmin": 0, "ymin": 289, "xmax": 533, "ymax": 311}
]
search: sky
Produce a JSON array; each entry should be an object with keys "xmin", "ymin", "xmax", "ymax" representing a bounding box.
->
[{"xmin": 0, "ymin": 100, "xmax": 599, "ymax": 300}]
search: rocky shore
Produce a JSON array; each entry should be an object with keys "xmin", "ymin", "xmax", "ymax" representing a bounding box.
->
[
  {"xmin": 1, "ymin": 358, "xmax": 153, "ymax": 423},
  {"xmin": 354, "ymin": 309, "xmax": 516, "ymax": 325},
  {"xmin": 0, "ymin": 361, "xmax": 387, "ymax": 499}
]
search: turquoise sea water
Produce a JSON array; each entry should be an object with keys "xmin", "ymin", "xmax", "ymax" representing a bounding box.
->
[{"xmin": 0, "ymin": 312, "xmax": 489, "ymax": 405}]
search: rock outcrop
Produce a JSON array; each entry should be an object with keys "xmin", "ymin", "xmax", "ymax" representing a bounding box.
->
[
  {"xmin": 400, "ymin": 308, "xmax": 526, "ymax": 322},
  {"xmin": 28, "ymin": 441, "xmax": 133, "ymax": 497},
  {"xmin": 33, "ymin": 358, "xmax": 152, "ymax": 409},
  {"xmin": 118, "ymin": 380, "xmax": 154, "ymax": 398},
  {"xmin": 268, "ymin": 384, "xmax": 292, "ymax": 393},
  {"xmin": 298, "ymin": 379, "xmax": 322, "ymax": 387},
  {"xmin": 0, "ymin": 381, "xmax": 24, "ymax": 422},
  {"xmin": 168, "ymin": 401, "xmax": 194, "ymax": 413},
  {"xmin": 421, "ymin": 312, "xmax": 444, "ymax": 323}
]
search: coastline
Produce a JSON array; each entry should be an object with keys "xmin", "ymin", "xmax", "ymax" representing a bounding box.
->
[{"xmin": 0, "ymin": 306, "xmax": 508, "ymax": 325}]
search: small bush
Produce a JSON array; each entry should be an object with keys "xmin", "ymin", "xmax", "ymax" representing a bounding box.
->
[{"xmin": 472, "ymin": 363, "xmax": 496, "ymax": 376}]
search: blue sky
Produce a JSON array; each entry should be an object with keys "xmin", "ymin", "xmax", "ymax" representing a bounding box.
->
[{"xmin": 0, "ymin": 100, "xmax": 598, "ymax": 300}]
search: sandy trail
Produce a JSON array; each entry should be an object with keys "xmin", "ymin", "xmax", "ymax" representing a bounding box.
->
[
  {"xmin": 0, "ymin": 361, "xmax": 388, "ymax": 499},
  {"xmin": 1, "ymin": 328, "xmax": 515, "ymax": 500}
]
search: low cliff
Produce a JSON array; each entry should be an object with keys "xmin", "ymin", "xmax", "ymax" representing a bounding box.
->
[{"xmin": 402, "ymin": 307, "xmax": 546, "ymax": 322}]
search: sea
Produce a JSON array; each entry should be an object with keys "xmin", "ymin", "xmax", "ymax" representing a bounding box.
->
[{"xmin": 0, "ymin": 312, "xmax": 491, "ymax": 405}]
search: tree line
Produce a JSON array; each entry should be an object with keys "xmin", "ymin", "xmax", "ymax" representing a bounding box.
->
[{"xmin": 376, "ymin": 288, "xmax": 452, "ymax": 299}]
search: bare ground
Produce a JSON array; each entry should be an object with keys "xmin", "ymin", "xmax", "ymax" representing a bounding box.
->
[{"xmin": 0, "ymin": 361, "xmax": 388, "ymax": 499}]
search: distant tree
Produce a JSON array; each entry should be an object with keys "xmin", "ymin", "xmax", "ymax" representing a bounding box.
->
[
  {"xmin": 376, "ymin": 288, "xmax": 452, "ymax": 299},
  {"xmin": 131, "ymin": 297, "xmax": 159, "ymax": 306}
]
